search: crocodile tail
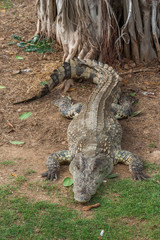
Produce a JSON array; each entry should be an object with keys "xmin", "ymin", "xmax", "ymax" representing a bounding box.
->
[
  {"xmin": 13, "ymin": 58, "xmax": 104, "ymax": 104},
  {"xmin": 13, "ymin": 60, "xmax": 75, "ymax": 104}
]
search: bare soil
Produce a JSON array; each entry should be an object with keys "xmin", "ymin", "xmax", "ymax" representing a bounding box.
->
[{"xmin": 0, "ymin": 0, "xmax": 160, "ymax": 209}]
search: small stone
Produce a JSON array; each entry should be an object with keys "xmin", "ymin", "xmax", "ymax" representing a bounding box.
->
[{"xmin": 149, "ymin": 151, "xmax": 160, "ymax": 164}]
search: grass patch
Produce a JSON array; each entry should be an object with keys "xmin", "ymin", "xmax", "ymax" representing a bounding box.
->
[
  {"xmin": 0, "ymin": 160, "xmax": 16, "ymax": 166},
  {"xmin": 28, "ymin": 180, "xmax": 56, "ymax": 193},
  {"xmin": 144, "ymin": 162, "xmax": 160, "ymax": 174},
  {"xmin": 25, "ymin": 168, "xmax": 36, "ymax": 175},
  {"xmin": 1, "ymin": 171, "xmax": 160, "ymax": 239},
  {"xmin": 0, "ymin": 0, "xmax": 13, "ymax": 9},
  {"xmin": 148, "ymin": 142, "xmax": 156, "ymax": 148},
  {"xmin": 14, "ymin": 176, "xmax": 27, "ymax": 185},
  {"xmin": 27, "ymin": 180, "xmax": 73, "ymax": 202}
]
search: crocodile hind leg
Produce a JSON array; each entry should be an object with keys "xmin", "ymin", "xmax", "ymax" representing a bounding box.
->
[
  {"xmin": 42, "ymin": 150, "xmax": 73, "ymax": 181},
  {"xmin": 114, "ymin": 150, "xmax": 149, "ymax": 180},
  {"xmin": 111, "ymin": 95, "xmax": 133, "ymax": 119}
]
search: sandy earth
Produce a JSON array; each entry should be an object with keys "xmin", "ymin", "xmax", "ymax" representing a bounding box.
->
[{"xmin": 0, "ymin": 0, "xmax": 160, "ymax": 208}]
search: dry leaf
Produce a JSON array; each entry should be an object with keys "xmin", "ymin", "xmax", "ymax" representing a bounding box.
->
[
  {"xmin": 82, "ymin": 203, "xmax": 100, "ymax": 211},
  {"xmin": 5, "ymin": 51, "xmax": 14, "ymax": 55},
  {"xmin": 122, "ymin": 79, "xmax": 129, "ymax": 85},
  {"xmin": 67, "ymin": 88, "xmax": 75, "ymax": 92},
  {"xmin": 150, "ymin": 81, "xmax": 157, "ymax": 85},
  {"xmin": 11, "ymin": 173, "xmax": 17, "ymax": 177}
]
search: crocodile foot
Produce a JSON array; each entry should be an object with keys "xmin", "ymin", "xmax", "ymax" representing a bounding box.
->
[
  {"xmin": 115, "ymin": 150, "xmax": 150, "ymax": 181},
  {"xmin": 131, "ymin": 170, "xmax": 149, "ymax": 181},
  {"xmin": 41, "ymin": 170, "xmax": 58, "ymax": 181}
]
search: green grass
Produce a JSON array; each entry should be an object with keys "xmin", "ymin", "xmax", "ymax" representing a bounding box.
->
[
  {"xmin": 0, "ymin": 0, "xmax": 13, "ymax": 9},
  {"xmin": 0, "ymin": 160, "xmax": 15, "ymax": 166},
  {"xmin": 0, "ymin": 163, "xmax": 160, "ymax": 239},
  {"xmin": 144, "ymin": 162, "xmax": 160, "ymax": 174},
  {"xmin": 25, "ymin": 168, "xmax": 36, "ymax": 175},
  {"xmin": 14, "ymin": 176, "xmax": 27, "ymax": 185},
  {"xmin": 148, "ymin": 142, "xmax": 156, "ymax": 148}
]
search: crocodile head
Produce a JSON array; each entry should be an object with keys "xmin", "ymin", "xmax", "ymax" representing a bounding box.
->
[{"xmin": 69, "ymin": 153, "xmax": 113, "ymax": 203}]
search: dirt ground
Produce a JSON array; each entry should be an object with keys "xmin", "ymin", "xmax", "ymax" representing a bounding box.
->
[{"xmin": 0, "ymin": 1, "xmax": 160, "ymax": 207}]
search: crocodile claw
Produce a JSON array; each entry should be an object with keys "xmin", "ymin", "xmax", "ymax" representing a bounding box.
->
[
  {"xmin": 41, "ymin": 171, "xmax": 58, "ymax": 181},
  {"xmin": 132, "ymin": 171, "xmax": 149, "ymax": 181}
]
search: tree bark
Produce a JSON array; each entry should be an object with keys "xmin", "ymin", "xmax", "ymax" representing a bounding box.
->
[{"xmin": 35, "ymin": 0, "xmax": 160, "ymax": 63}]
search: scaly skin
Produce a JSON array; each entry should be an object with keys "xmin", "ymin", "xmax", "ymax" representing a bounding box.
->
[
  {"xmin": 37, "ymin": 59, "xmax": 148, "ymax": 203},
  {"xmin": 14, "ymin": 58, "xmax": 148, "ymax": 202},
  {"xmin": 14, "ymin": 58, "xmax": 102, "ymax": 104}
]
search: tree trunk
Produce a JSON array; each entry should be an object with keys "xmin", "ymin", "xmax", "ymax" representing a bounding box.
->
[{"xmin": 35, "ymin": 0, "xmax": 160, "ymax": 63}]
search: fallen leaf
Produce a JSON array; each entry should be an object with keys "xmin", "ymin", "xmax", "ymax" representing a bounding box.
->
[
  {"xmin": 9, "ymin": 141, "xmax": 25, "ymax": 145},
  {"xmin": 8, "ymin": 52, "xmax": 14, "ymax": 55},
  {"xmin": 131, "ymin": 110, "xmax": 143, "ymax": 117},
  {"xmin": 7, "ymin": 42, "xmax": 16, "ymax": 45},
  {"xmin": 67, "ymin": 88, "xmax": 75, "ymax": 92},
  {"xmin": 12, "ymin": 34, "xmax": 22, "ymax": 41},
  {"xmin": 40, "ymin": 81, "xmax": 47, "ymax": 86},
  {"xmin": 114, "ymin": 194, "xmax": 120, "ymax": 197},
  {"xmin": 63, "ymin": 177, "xmax": 73, "ymax": 187},
  {"xmin": 11, "ymin": 173, "xmax": 17, "ymax": 177},
  {"xmin": 7, "ymin": 120, "xmax": 14, "ymax": 129},
  {"xmin": 144, "ymin": 81, "xmax": 150, "ymax": 85},
  {"xmin": 122, "ymin": 79, "xmax": 129, "ymax": 85},
  {"xmin": 67, "ymin": 96, "xmax": 72, "ymax": 101},
  {"xmin": 129, "ymin": 92, "xmax": 136, "ymax": 97},
  {"xmin": 150, "ymin": 81, "xmax": 157, "ymax": 85},
  {"xmin": 107, "ymin": 173, "xmax": 119, "ymax": 179},
  {"xmin": 16, "ymin": 55, "xmax": 24, "ymax": 60},
  {"xmin": 82, "ymin": 203, "xmax": 100, "ymax": 211},
  {"xmin": 19, "ymin": 112, "xmax": 32, "ymax": 120}
]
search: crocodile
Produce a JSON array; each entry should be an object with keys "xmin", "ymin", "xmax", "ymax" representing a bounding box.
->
[{"xmin": 14, "ymin": 58, "xmax": 148, "ymax": 202}]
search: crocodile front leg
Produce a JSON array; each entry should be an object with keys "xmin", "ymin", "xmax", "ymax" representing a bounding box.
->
[
  {"xmin": 114, "ymin": 150, "xmax": 149, "ymax": 180},
  {"xmin": 42, "ymin": 150, "xmax": 73, "ymax": 181},
  {"xmin": 53, "ymin": 96, "xmax": 82, "ymax": 119}
]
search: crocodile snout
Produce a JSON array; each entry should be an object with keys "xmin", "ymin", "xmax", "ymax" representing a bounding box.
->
[
  {"xmin": 73, "ymin": 186, "xmax": 92, "ymax": 203},
  {"xmin": 74, "ymin": 193, "xmax": 91, "ymax": 203}
]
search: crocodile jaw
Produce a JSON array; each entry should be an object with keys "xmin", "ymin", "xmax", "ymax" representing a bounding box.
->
[
  {"xmin": 72, "ymin": 179, "xmax": 98, "ymax": 203},
  {"xmin": 71, "ymin": 174, "xmax": 104, "ymax": 203},
  {"xmin": 74, "ymin": 192, "xmax": 92, "ymax": 203},
  {"xmin": 69, "ymin": 153, "xmax": 113, "ymax": 202}
]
